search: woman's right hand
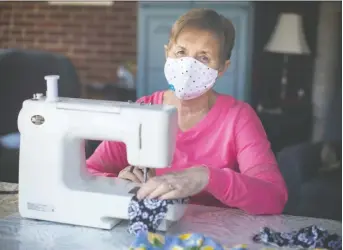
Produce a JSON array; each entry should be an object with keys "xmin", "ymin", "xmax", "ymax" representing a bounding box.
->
[{"xmin": 118, "ymin": 166, "xmax": 155, "ymax": 183}]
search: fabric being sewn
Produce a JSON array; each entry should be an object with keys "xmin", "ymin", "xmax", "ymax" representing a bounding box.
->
[
  {"xmin": 253, "ymin": 225, "xmax": 342, "ymax": 250},
  {"xmin": 128, "ymin": 195, "xmax": 188, "ymax": 235}
]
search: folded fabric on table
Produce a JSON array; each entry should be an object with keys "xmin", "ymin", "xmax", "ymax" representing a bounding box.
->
[
  {"xmin": 129, "ymin": 231, "xmax": 248, "ymax": 250},
  {"xmin": 252, "ymin": 225, "xmax": 342, "ymax": 250},
  {"xmin": 128, "ymin": 195, "xmax": 189, "ymax": 235}
]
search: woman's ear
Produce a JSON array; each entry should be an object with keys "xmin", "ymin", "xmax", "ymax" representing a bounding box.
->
[
  {"xmin": 164, "ymin": 45, "xmax": 168, "ymax": 59},
  {"xmin": 218, "ymin": 60, "xmax": 230, "ymax": 78}
]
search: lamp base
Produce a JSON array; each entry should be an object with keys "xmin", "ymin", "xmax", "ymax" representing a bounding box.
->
[{"xmin": 280, "ymin": 54, "xmax": 289, "ymax": 101}]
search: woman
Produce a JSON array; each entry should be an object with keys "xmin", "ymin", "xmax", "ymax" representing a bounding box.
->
[{"xmin": 87, "ymin": 8, "xmax": 288, "ymax": 215}]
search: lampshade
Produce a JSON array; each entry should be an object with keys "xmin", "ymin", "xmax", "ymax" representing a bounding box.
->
[{"xmin": 264, "ymin": 13, "xmax": 310, "ymax": 55}]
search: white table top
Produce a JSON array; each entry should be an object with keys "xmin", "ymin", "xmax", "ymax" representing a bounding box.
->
[{"xmin": 0, "ymin": 182, "xmax": 342, "ymax": 250}]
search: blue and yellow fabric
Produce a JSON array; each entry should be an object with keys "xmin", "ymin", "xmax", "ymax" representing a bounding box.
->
[{"xmin": 129, "ymin": 231, "xmax": 248, "ymax": 250}]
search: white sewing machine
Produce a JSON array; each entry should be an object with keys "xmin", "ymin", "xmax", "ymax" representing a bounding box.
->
[{"xmin": 17, "ymin": 75, "xmax": 186, "ymax": 230}]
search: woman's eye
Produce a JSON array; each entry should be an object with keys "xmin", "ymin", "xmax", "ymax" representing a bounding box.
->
[
  {"xmin": 175, "ymin": 50, "xmax": 185, "ymax": 57},
  {"xmin": 199, "ymin": 56, "xmax": 209, "ymax": 63}
]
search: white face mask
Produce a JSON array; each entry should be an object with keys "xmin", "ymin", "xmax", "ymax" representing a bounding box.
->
[{"xmin": 164, "ymin": 57, "xmax": 218, "ymax": 100}]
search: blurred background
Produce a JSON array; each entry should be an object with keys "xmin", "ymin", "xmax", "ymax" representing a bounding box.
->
[{"xmin": 0, "ymin": 1, "xmax": 341, "ymax": 221}]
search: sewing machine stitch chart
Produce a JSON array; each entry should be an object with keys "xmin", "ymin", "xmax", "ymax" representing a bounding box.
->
[{"xmin": 17, "ymin": 75, "xmax": 187, "ymax": 231}]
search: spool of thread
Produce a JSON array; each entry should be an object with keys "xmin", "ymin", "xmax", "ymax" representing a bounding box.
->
[{"xmin": 44, "ymin": 75, "xmax": 60, "ymax": 102}]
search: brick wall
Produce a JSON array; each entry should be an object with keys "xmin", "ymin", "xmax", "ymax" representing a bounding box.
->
[{"xmin": 0, "ymin": 1, "xmax": 137, "ymax": 85}]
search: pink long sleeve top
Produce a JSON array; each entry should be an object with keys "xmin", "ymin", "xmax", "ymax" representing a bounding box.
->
[{"xmin": 87, "ymin": 91, "xmax": 288, "ymax": 215}]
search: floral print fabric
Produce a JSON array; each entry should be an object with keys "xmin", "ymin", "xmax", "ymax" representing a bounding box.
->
[
  {"xmin": 252, "ymin": 225, "xmax": 342, "ymax": 250},
  {"xmin": 129, "ymin": 231, "xmax": 248, "ymax": 250},
  {"xmin": 127, "ymin": 196, "xmax": 340, "ymax": 249},
  {"xmin": 128, "ymin": 195, "xmax": 189, "ymax": 235}
]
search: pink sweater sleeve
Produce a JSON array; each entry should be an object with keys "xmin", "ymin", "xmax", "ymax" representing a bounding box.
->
[
  {"xmin": 204, "ymin": 103, "xmax": 288, "ymax": 215},
  {"xmin": 86, "ymin": 96, "xmax": 150, "ymax": 176},
  {"xmin": 86, "ymin": 141, "xmax": 128, "ymax": 177}
]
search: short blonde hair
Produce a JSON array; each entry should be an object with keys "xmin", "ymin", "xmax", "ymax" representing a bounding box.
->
[{"xmin": 168, "ymin": 8, "xmax": 235, "ymax": 63}]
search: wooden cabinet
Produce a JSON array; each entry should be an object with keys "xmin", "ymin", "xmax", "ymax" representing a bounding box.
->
[{"xmin": 137, "ymin": 2, "xmax": 254, "ymax": 102}]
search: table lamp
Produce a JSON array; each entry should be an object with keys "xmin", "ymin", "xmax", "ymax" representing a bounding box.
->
[{"xmin": 264, "ymin": 13, "xmax": 311, "ymax": 101}]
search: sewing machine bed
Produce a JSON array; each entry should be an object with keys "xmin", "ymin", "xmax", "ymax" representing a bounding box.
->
[{"xmin": 16, "ymin": 175, "xmax": 186, "ymax": 231}]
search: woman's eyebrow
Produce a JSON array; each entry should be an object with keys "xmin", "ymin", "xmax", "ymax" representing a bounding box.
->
[{"xmin": 175, "ymin": 45, "xmax": 186, "ymax": 50}]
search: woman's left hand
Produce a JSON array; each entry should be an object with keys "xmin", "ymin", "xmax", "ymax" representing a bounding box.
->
[{"xmin": 136, "ymin": 166, "xmax": 209, "ymax": 200}]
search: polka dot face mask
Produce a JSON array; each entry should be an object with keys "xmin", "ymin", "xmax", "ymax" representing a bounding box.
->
[{"xmin": 164, "ymin": 57, "xmax": 218, "ymax": 100}]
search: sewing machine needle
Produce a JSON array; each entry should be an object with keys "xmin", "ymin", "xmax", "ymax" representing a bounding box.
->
[{"xmin": 143, "ymin": 168, "xmax": 148, "ymax": 183}]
